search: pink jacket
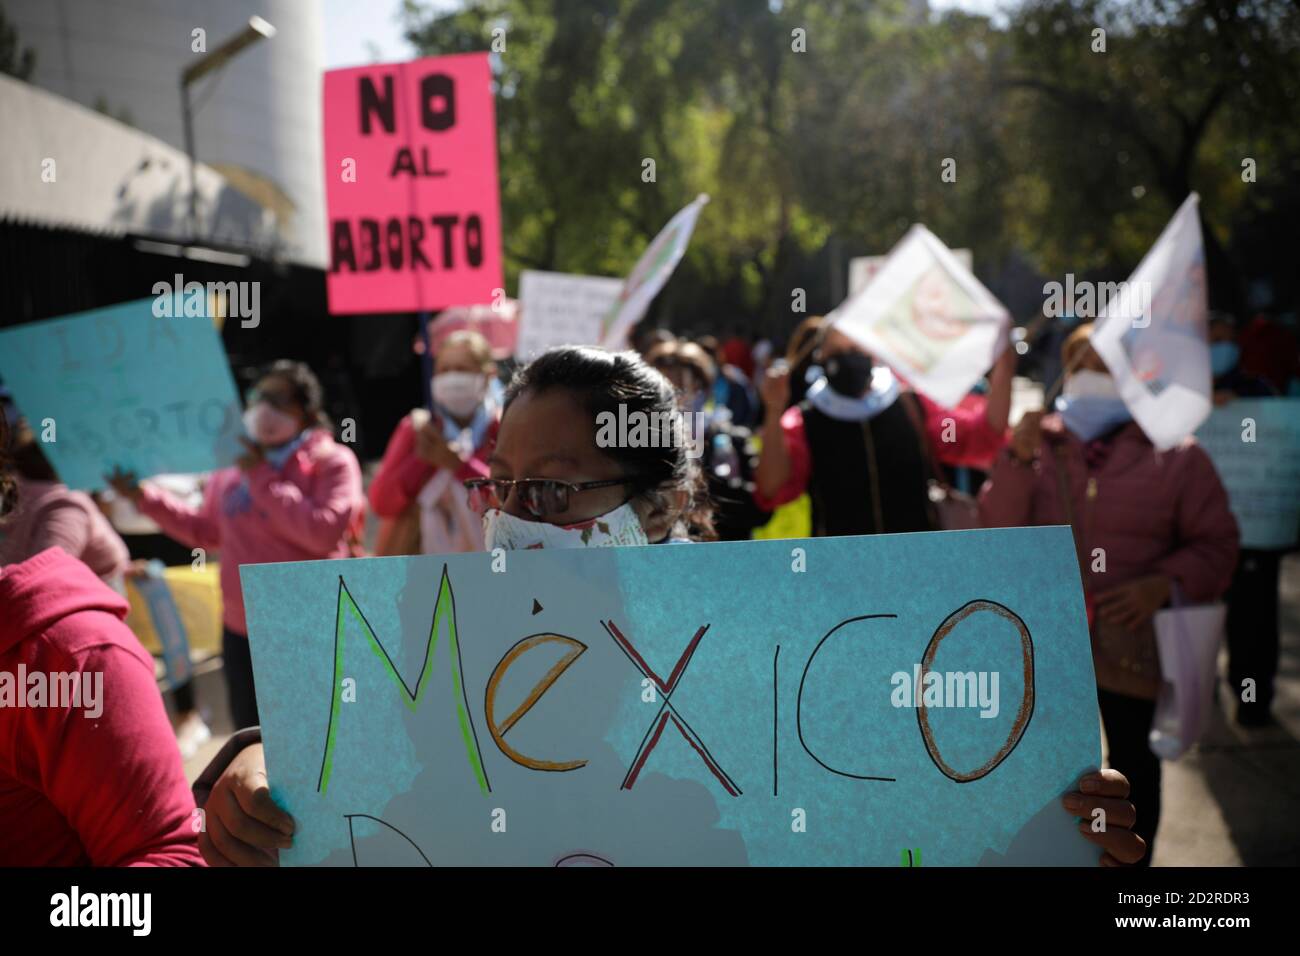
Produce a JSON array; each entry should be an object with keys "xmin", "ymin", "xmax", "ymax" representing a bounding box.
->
[
  {"xmin": 137, "ymin": 429, "xmax": 364, "ymax": 634},
  {"xmin": 368, "ymin": 412, "xmax": 495, "ymax": 519},
  {"xmin": 0, "ymin": 548, "xmax": 203, "ymax": 865},
  {"xmin": 978, "ymin": 416, "xmax": 1239, "ymax": 603},
  {"xmin": 917, "ymin": 393, "xmax": 1008, "ymax": 470},
  {"xmin": 0, "ymin": 477, "xmax": 130, "ymax": 585}
]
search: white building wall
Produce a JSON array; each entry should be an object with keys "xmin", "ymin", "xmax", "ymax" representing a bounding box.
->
[{"xmin": 5, "ymin": 0, "xmax": 327, "ymax": 266}]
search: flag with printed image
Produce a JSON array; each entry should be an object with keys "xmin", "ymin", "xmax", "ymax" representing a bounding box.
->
[
  {"xmin": 827, "ymin": 225, "xmax": 1010, "ymax": 407},
  {"xmin": 1090, "ymin": 193, "xmax": 1210, "ymax": 451},
  {"xmin": 598, "ymin": 194, "xmax": 709, "ymax": 349}
]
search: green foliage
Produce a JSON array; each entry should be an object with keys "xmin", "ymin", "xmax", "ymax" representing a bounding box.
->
[{"xmin": 402, "ymin": 0, "xmax": 1300, "ymax": 334}]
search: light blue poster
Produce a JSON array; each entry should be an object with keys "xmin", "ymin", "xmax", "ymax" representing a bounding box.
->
[
  {"xmin": 1196, "ymin": 398, "xmax": 1300, "ymax": 549},
  {"xmin": 0, "ymin": 298, "xmax": 243, "ymax": 490},
  {"xmin": 242, "ymin": 527, "xmax": 1103, "ymax": 866}
]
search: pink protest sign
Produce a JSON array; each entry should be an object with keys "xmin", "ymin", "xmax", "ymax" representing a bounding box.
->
[{"xmin": 323, "ymin": 53, "xmax": 503, "ymax": 314}]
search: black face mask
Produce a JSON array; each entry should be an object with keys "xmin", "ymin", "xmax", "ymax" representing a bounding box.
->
[{"xmin": 823, "ymin": 349, "xmax": 874, "ymax": 398}]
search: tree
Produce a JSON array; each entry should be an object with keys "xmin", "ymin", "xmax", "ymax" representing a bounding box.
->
[
  {"xmin": 997, "ymin": 0, "xmax": 1300, "ymax": 311},
  {"xmin": 399, "ymin": 0, "xmax": 1300, "ymax": 334}
]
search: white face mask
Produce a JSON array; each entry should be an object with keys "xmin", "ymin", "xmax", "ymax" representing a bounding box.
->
[
  {"xmin": 482, "ymin": 501, "xmax": 649, "ymax": 551},
  {"xmin": 432, "ymin": 372, "xmax": 487, "ymax": 419},
  {"xmin": 242, "ymin": 402, "xmax": 300, "ymax": 447},
  {"xmin": 1062, "ymin": 368, "xmax": 1120, "ymax": 400}
]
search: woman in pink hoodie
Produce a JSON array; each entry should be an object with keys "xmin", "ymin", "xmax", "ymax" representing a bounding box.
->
[
  {"xmin": 108, "ymin": 361, "xmax": 365, "ymax": 731},
  {"xmin": 978, "ymin": 325, "xmax": 1239, "ymax": 864},
  {"xmin": 0, "ymin": 407, "xmax": 202, "ymax": 866}
]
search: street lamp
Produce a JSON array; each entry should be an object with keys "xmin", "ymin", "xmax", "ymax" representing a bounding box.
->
[{"xmin": 180, "ymin": 15, "xmax": 276, "ymax": 241}]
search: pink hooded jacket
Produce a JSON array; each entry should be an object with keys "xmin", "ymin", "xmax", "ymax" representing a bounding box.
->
[
  {"xmin": 978, "ymin": 416, "xmax": 1239, "ymax": 603},
  {"xmin": 0, "ymin": 548, "xmax": 203, "ymax": 865},
  {"xmin": 136, "ymin": 429, "xmax": 364, "ymax": 634}
]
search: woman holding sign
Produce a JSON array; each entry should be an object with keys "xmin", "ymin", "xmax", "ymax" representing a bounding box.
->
[
  {"xmin": 108, "ymin": 361, "xmax": 364, "ymax": 731},
  {"xmin": 191, "ymin": 346, "xmax": 1142, "ymax": 867},
  {"xmin": 369, "ymin": 330, "xmax": 502, "ymax": 555},
  {"xmin": 978, "ymin": 324, "xmax": 1239, "ymax": 864}
]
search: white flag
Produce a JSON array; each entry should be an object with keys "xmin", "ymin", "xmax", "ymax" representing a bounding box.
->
[
  {"xmin": 1090, "ymin": 193, "xmax": 1210, "ymax": 451},
  {"xmin": 848, "ymin": 248, "xmax": 972, "ymax": 299},
  {"xmin": 827, "ymin": 225, "xmax": 1009, "ymax": 407},
  {"xmin": 598, "ymin": 194, "xmax": 708, "ymax": 349}
]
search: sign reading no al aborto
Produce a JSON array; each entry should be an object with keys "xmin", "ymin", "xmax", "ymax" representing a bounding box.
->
[{"xmin": 324, "ymin": 53, "xmax": 504, "ymax": 315}]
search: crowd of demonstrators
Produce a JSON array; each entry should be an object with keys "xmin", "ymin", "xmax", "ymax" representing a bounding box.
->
[
  {"xmin": 0, "ymin": 404, "xmax": 203, "ymax": 865},
  {"xmin": 754, "ymin": 325, "xmax": 941, "ymax": 536},
  {"xmin": 978, "ymin": 324, "xmax": 1240, "ymax": 864},
  {"xmin": 697, "ymin": 334, "xmax": 759, "ymax": 427},
  {"xmin": 370, "ymin": 330, "xmax": 501, "ymax": 555},
  {"xmin": 107, "ymin": 361, "xmax": 365, "ymax": 731},
  {"xmin": 3, "ymin": 283, "xmax": 1294, "ymax": 868},
  {"xmin": 189, "ymin": 344, "xmax": 1143, "ymax": 868},
  {"xmin": 644, "ymin": 339, "xmax": 769, "ymax": 540}
]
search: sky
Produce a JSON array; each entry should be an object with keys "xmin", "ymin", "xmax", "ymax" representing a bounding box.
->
[
  {"xmin": 321, "ymin": 0, "xmax": 421, "ymax": 70},
  {"xmin": 319, "ymin": 0, "xmax": 1009, "ymax": 72}
]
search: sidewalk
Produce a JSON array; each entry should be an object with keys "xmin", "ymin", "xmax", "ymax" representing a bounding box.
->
[{"xmin": 1154, "ymin": 553, "xmax": 1300, "ymax": 865}]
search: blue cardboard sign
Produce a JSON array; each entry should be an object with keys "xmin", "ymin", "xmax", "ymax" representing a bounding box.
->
[
  {"xmin": 0, "ymin": 299, "xmax": 243, "ymax": 489},
  {"xmin": 1196, "ymin": 398, "xmax": 1300, "ymax": 549},
  {"xmin": 242, "ymin": 527, "xmax": 1102, "ymax": 866}
]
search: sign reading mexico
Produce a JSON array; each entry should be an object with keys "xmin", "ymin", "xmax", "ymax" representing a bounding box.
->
[
  {"xmin": 243, "ymin": 527, "xmax": 1103, "ymax": 866},
  {"xmin": 324, "ymin": 53, "xmax": 503, "ymax": 314},
  {"xmin": 0, "ymin": 299, "xmax": 244, "ymax": 491},
  {"xmin": 829, "ymin": 226, "xmax": 1010, "ymax": 408}
]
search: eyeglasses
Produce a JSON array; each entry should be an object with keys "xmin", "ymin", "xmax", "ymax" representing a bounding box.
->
[{"xmin": 464, "ymin": 477, "xmax": 634, "ymax": 519}]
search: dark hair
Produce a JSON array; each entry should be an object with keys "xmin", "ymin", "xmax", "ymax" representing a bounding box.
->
[
  {"xmin": 260, "ymin": 360, "xmax": 332, "ymax": 431},
  {"xmin": 504, "ymin": 346, "xmax": 716, "ymax": 541},
  {"xmin": 0, "ymin": 403, "xmax": 17, "ymax": 520},
  {"xmin": 645, "ymin": 340, "xmax": 717, "ymax": 390}
]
